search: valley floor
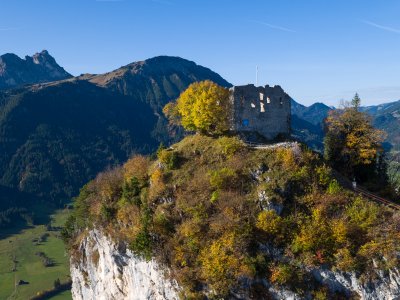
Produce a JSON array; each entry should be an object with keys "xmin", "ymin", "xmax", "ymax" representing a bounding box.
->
[{"xmin": 0, "ymin": 209, "xmax": 72, "ymax": 300}]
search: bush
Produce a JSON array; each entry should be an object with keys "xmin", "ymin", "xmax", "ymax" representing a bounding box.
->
[
  {"xmin": 61, "ymin": 215, "xmax": 76, "ymax": 243},
  {"xmin": 216, "ymin": 137, "xmax": 244, "ymax": 158},
  {"xmin": 121, "ymin": 176, "xmax": 142, "ymax": 206},
  {"xmin": 209, "ymin": 167, "xmax": 236, "ymax": 190},
  {"xmin": 256, "ymin": 210, "xmax": 282, "ymax": 238},
  {"xmin": 269, "ymin": 263, "xmax": 297, "ymax": 286},
  {"xmin": 327, "ymin": 179, "xmax": 341, "ymax": 194},
  {"xmin": 158, "ymin": 149, "xmax": 179, "ymax": 169},
  {"xmin": 291, "ymin": 209, "xmax": 336, "ymax": 265},
  {"xmin": 199, "ymin": 232, "xmax": 252, "ymax": 296},
  {"xmin": 100, "ymin": 204, "xmax": 116, "ymax": 222},
  {"xmin": 130, "ymin": 230, "xmax": 152, "ymax": 260},
  {"xmin": 345, "ymin": 197, "xmax": 379, "ymax": 230},
  {"xmin": 315, "ymin": 164, "xmax": 332, "ymax": 188},
  {"xmin": 334, "ymin": 248, "xmax": 356, "ymax": 272},
  {"xmin": 123, "ymin": 155, "xmax": 150, "ymax": 183}
]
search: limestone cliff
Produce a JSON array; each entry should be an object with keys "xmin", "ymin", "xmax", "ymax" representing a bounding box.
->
[
  {"xmin": 70, "ymin": 230, "xmax": 400, "ymax": 300},
  {"xmin": 66, "ymin": 135, "xmax": 400, "ymax": 299},
  {"xmin": 70, "ymin": 229, "xmax": 180, "ymax": 300}
]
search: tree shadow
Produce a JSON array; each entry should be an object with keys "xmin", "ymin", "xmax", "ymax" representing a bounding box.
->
[{"xmin": 0, "ymin": 186, "xmax": 56, "ymax": 239}]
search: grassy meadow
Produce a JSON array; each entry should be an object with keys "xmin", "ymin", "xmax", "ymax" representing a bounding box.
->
[{"xmin": 0, "ymin": 209, "xmax": 72, "ymax": 300}]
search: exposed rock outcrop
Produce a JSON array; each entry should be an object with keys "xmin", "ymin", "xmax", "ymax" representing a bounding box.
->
[
  {"xmin": 71, "ymin": 231, "xmax": 400, "ymax": 300},
  {"xmin": 0, "ymin": 50, "xmax": 71, "ymax": 89},
  {"xmin": 312, "ymin": 268, "xmax": 400, "ymax": 300},
  {"xmin": 70, "ymin": 229, "xmax": 180, "ymax": 300}
]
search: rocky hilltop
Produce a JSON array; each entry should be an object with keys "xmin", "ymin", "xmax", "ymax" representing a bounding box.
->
[
  {"xmin": 0, "ymin": 50, "xmax": 72, "ymax": 89},
  {"xmin": 64, "ymin": 135, "xmax": 400, "ymax": 299}
]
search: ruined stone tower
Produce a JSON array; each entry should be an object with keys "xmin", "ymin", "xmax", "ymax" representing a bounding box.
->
[{"xmin": 230, "ymin": 84, "xmax": 291, "ymax": 140}]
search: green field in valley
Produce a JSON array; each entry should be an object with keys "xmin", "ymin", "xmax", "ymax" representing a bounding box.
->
[{"xmin": 0, "ymin": 209, "xmax": 72, "ymax": 300}]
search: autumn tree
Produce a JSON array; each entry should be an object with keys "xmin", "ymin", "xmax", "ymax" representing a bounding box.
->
[
  {"xmin": 324, "ymin": 94, "xmax": 386, "ymax": 180},
  {"xmin": 163, "ymin": 80, "xmax": 231, "ymax": 135}
]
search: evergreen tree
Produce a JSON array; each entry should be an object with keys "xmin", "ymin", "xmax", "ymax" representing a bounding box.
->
[{"xmin": 351, "ymin": 93, "xmax": 361, "ymax": 110}]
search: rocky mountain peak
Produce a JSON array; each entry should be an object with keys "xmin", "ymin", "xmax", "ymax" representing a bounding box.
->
[
  {"xmin": 0, "ymin": 50, "xmax": 72, "ymax": 90},
  {"xmin": 31, "ymin": 50, "xmax": 52, "ymax": 64}
]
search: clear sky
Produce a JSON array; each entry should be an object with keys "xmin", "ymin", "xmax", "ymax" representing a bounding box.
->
[{"xmin": 1, "ymin": 0, "xmax": 400, "ymax": 106}]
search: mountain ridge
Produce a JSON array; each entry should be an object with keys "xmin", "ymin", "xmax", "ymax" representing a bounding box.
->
[
  {"xmin": 0, "ymin": 50, "xmax": 72, "ymax": 90},
  {"xmin": 0, "ymin": 54, "xmax": 235, "ymax": 230}
]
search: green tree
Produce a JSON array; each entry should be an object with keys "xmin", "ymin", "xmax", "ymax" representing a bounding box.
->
[
  {"xmin": 163, "ymin": 80, "xmax": 231, "ymax": 135},
  {"xmin": 351, "ymin": 92, "xmax": 361, "ymax": 110},
  {"xmin": 324, "ymin": 94, "xmax": 386, "ymax": 179},
  {"xmin": 53, "ymin": 278, "xmax": 61, "ymax": 289}
]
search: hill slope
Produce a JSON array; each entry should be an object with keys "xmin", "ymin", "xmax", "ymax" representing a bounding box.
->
[
  {"xmin": 87, "ymin": 56, "xmax": 232, "ymax": 143},
  {"xmin": 0, "ymin": 80, "xmax": 157, "ymax": 203},
  {"xmin": 0, "ymin": 55, "xmax": 234, "ymax": 229},
  {"xmin": 362, "ymin": 100, "xmax": 400, "ymax": 151},
  {"xmin": 88, "ymin": 55, "xmax": 232, "ymax": 111},
  {"xmin": 65, "ymin": 135, "xmax": 400, "ymax": 299},
  {"xmin": 0, "ymin": 50, "xmax": 72, "ymax": 90}
]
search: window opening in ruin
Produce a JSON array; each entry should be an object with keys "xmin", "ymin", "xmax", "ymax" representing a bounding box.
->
[
  {"xmin": 259, "ymin": 93, "xmax": 264, "ymax": 101},
  {"xmin": 251, "ymin": 103, "xmax": 256, "ymax": 108},
  {"xmin": 260, "ymin": 102, "xmax": 265, "ymax": 112},
  {"xmin": 279, "ymin": 97, "xmax": 283, "ymax": 105},
  {"xmin": 267, "ymin": 97, "xmax": 271, "ymax": 104},
  {"xmin": 242, "ymin": 119, "xmax": 249, "ymax": 126}
]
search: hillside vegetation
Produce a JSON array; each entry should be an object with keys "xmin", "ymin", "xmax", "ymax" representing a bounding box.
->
[
  {"xmin": 63, "ymin": 135, "xmax": 400, "ymax": 299},
  {"xmin": 0, "ymin": 56, "xmax": 232, "ymax": 230},
  {"xmin": 0, "ymin": 80, "xmax": 157, "ymax": 199}
]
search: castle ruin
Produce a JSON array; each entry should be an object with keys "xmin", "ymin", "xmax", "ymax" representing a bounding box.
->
[{"xmin": 230, "ymin": 84, "xmax": 291, "ymax": 140}]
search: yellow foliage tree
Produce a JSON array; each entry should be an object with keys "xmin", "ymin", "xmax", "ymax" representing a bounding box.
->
[
  {"xmin": 324, "ymin": 94, "xmax": 386, "ymax": 177},
  {"xmin": 199, "ymin": 232, "xmax": 252, "ymax": 296},
  {"xmin": 163, "ymin": 80, "xmax": 231, "ymax": 135},
  {"xmin": 256, "ymin": 210, "xmax": 282, "ymax": 237}
]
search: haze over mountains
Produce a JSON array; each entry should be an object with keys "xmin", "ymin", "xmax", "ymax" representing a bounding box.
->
[{"xmin": 0, "ymin": 50, "xmax": 399, "ymax": 229}]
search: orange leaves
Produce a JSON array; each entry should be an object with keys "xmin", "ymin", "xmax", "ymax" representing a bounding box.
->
[
  {"xmin": 123, "ymin": 155, "xmax": 150, "ymax": 183},
  {"xmin": 324, "ymin": 98, "xmax": 386, "ymax": 174}
]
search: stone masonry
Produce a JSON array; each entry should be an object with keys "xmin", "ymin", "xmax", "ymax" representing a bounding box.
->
[{"xmin": 230, "ymin": 84, "xmax": 291, "ymax": 140}]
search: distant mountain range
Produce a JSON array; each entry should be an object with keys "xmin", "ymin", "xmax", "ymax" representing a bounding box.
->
[
  {"xmin": 362, "ymin": 100, "xmax": 400, "ymax": 151},
  {"xmin": 0, "ymin": 52, "xmax": 231, "ymax": 227},
  {"xmin": 0, "ymin": 50, "xmax": 72, "ymax": 90},
  {"xmin": 292, "ymin": 99, "xmax": 400, "ymax": 152},
  {"xmin": 0, "ymin": 50, "xmax": 399, "ymax": 228}
]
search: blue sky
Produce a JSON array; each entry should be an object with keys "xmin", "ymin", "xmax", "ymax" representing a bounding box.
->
[{"xmin": 1, "ymin": 0, "xmax": 400, "ymax": 106}]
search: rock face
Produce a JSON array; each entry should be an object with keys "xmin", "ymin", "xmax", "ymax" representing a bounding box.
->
[
  {"xmin": 70, "ymin": 230, "xmax": 400, "ymax": 300},
  {"xmin": 313, "ymin": 268, "xmax": 400, "ymax": 300},
  {"xmin": 0, "ymin": 50, "xmax": 71, "ymax": 89},
  {"xmin": 70, "ymin": 230, "xmax": 180, "ymax": 300}
]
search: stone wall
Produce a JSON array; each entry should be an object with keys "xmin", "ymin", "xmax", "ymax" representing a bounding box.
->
[{"xmin": 230, "ymin": 84, "xmax": 291, "ymax": 140}]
